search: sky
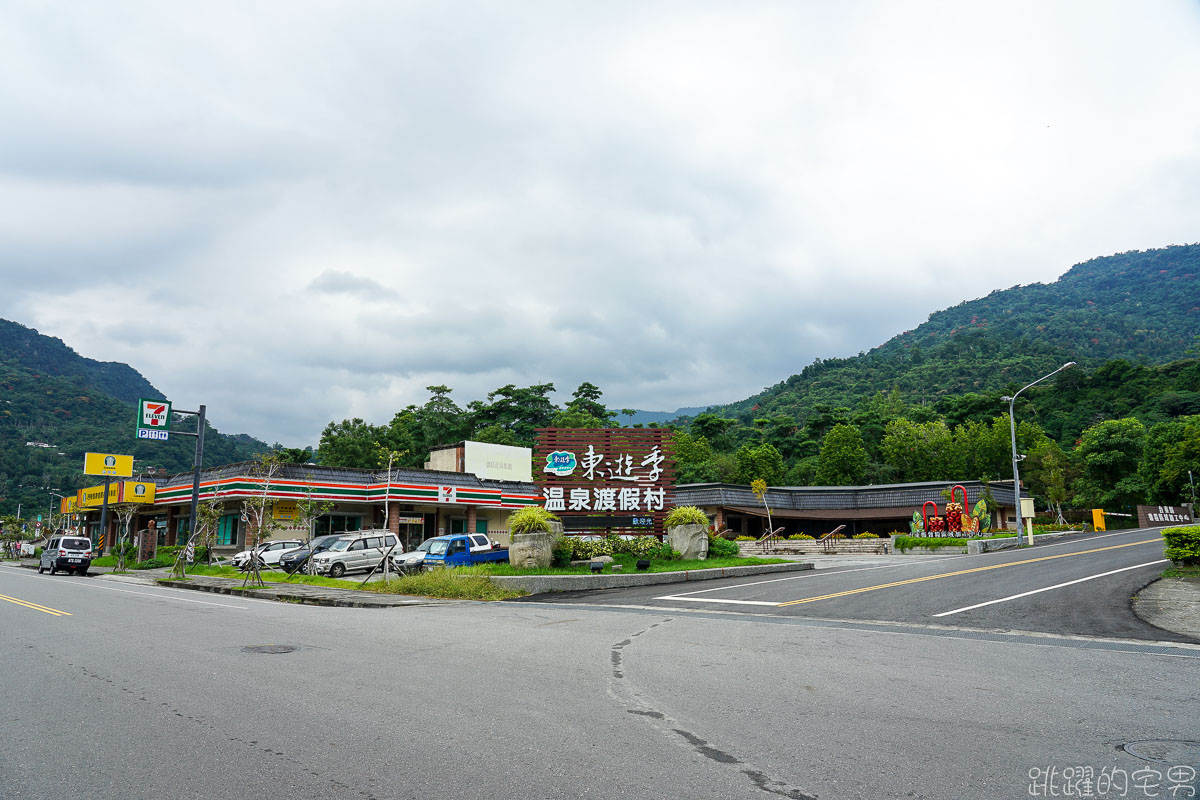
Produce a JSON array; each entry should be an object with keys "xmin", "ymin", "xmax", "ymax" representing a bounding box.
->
[{"xmin": 3, "ymin": 1, "xmax": 1199, "ymax": 447}]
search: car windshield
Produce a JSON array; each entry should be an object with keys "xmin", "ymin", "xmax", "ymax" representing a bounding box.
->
[
  {"xmin": 63, "ymin": 538, "xmax": 90, "ymax": 550},
  {"xmin": 328, "ymin": 540, "xmax": 351, "ymax": 552},
  {"xmin": 427, "ymin": 540, "xmax": 449, "ymax": 555}
]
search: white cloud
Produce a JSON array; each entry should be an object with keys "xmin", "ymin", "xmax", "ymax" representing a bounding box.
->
[{"xmin": 2, "ymin": 0, "xmax": 1199, "ymax": 445}]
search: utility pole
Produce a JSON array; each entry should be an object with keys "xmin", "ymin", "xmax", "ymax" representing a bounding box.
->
[{"xmin": 1002, "ymin": 362, "xmax": 1075, "ymax": 546}]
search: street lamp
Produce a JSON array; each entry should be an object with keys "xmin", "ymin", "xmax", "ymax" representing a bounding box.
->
[{"xmin": 1002, "ymin": 361, "xmax": 1075, "ymax": 546}]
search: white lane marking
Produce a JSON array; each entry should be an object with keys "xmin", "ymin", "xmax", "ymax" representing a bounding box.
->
[
  {"xmin": 658, "ymin": 559, "xmax": 951, "ymax": 599},
  {"xmin": 932, "ymin": 559, "xmax": 1169, "ymax": 617},
  {"xmin": 0, "ymin": 568, "xmax": 251, "ymax": 609},
  {"xmin": 655, "ymin": 596, "xmax": 780, "ymax": 606},
  {"xmin": 79, "ymin": 583, "xmax": 251, "ymax": 609}
]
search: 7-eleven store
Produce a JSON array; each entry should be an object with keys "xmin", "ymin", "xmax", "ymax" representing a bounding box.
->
[{"xmin": 105, "ymin": 461, "xmax": 541, "ymax": 556}]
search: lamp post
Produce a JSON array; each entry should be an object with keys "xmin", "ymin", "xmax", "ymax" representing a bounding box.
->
[{"xmin": 1002, "ymin": 362, "xmax": 1075, "ymax": 546}]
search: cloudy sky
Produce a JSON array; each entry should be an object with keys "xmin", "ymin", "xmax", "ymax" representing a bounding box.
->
[{"xmin": 3, "ymin": 1, "xmax": 1199, "ymax": 446}]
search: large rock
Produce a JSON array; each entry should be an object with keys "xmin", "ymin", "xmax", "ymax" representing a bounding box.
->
[
  {"xmin": 667, "ymin": 523, "xmax": 709, "ymax": 560},
  {"xmin": 508, "ymin": 531, "xmax": 553, "ymax": 569}
]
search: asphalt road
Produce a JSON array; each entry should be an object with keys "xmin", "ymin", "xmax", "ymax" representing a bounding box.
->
[
  {"xmin": 520, "ymin": 528, "xmax": 1188, "ymax": 642},
  {"xmin": 2, "ymin": 537, "xmax": 1197, "ymax": 800}
]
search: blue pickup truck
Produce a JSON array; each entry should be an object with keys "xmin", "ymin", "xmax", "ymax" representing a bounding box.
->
[{"xmin": 419, "ymin": 534, "xmax": 510, "ymax": 568}]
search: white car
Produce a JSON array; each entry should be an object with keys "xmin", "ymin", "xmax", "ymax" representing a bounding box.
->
[
  {"xmin": 230, "ymin": 539, "xmax": 304, "ymax": 569},
  {"xmin": 310, "ymin": 531, "xmax": 399, "ymax": 578}
]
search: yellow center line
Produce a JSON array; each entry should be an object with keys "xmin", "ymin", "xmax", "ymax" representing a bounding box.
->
[
  {"xmin": 776, "ymin": 538, "xmax": 1161, "ymax": 607},
  {"xmin": 0, "ymin": 594, "xmax": 72, "ymax": 616}
]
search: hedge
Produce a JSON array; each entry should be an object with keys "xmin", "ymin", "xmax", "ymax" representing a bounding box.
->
[{"xmin": 1162, "ymin": 525, "xmax": 1200, "ymax": 566}]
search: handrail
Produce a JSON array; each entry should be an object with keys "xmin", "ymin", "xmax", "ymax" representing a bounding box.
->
[
  {"xmin": 754, "ymin": 526, "xmax": 785, "ymax": 553},
  {"xmin": 819, "ymin": 524, "xmax": 847, "ymax": 554}
]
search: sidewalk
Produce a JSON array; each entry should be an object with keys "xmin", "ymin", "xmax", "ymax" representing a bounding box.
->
[
  {"xmin": 1134, "ymin": 576, "xmax": 1200, "ymax": 640},
  {"xmin": 12, "ymin": 558, "xmax": 443, "ymax": 608}
]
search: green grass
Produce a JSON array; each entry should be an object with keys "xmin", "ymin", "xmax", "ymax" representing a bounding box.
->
[
  {"xmin": 172, "ymin": 563, "xmax": 366, "ymax": 589},
  {"xmin": 365, "ymin": 570, "xmax": 527, "ymax": 601},
  {"xmin": 456, "ymin": 553, "xmax": 788, "ymax": 576},
  {"xmin": 1162, "ymin": 564, "xmax": 1200, "ymax": 579}
]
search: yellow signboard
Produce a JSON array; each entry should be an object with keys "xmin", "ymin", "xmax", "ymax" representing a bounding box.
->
[
  {"xmin": 83, "ymin": 452, "xmax": 134, "ymax": 477},
  {"xmin": 119, "ymin": 481, "xmax": 156, "ymax": 504},
  {"xmin": 78, "ymin": 483, "xmax": 120, "ymax": 508},
  {"xmin": 1091, "ymin": 508, "xmax": 1107, "ymax": 532},
  {"xmin": 77, "ymin": 481, "xmax": 157, "ymax": 508},
  {"xmin": 60, "ymin": 496, "xmax": 78, "ymax": 514},
  {"xmin": 273, "ymin": 500, "xmax": 298, "ymax": 522}
]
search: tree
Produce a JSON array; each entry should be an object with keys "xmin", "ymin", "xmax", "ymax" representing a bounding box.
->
[
  {"xmin": 548, "ymin": 409, "xmax": 608, "ymax": 429},
  {"xmin": 565, "ymin": 381, "xmax": 613, "ymax": 425},
  {"xmin": 815, "ymin": 424, "xmax": 868, "ymax": 485},
  {"xmin": 750, "ymin": 478, "xmax": 774, "ymax": 537},
  {"xmin": 734, "ymin": 442, "xmax": 786, "ymax": 486},
  {"xmin": 467, "ymin": 383, "xmax": 558, "ymax": 444},
  {"xmin": 1071, "ymin": 418, "xmax": 1147, "ymax": 510},
  {"xmin": 240, "ymin": 454, "xmax": 285, "ymax": 584},
  {"xmin": 880, "ymin": 419, "xmax": 954, "ymax": 482},
  {"xmin": 318, "ymin": 418, "xmax": 386, "ymax": 468}
]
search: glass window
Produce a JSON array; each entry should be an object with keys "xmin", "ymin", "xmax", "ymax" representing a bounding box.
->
[
  {"xmin": 314, "ymin": 515, "xmax": 363, "ymax": 537},
  {"xmin": 349, "ymin": 540, "xmax": 364, "ymax": 551},
  {"xmin": 217, "ymin": 514, "xmax": 239, "ymax": 547},
  {"xmin": 450, "ymin": 519, "xmax": 466, "ymax": 534}
]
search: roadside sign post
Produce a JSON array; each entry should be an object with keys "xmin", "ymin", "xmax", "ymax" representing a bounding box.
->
[
  {"xmin": 84, "ymin": 453, "xmax": 134, "ymax": 554},
  {"xmin": 136, "ymin": 402, "xmax": 206, "ymax": 556}
]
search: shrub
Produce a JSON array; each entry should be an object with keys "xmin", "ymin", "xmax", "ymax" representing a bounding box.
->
[
  {"xmin": 1162, "ymin": 525, "xmax": 1200, "ymax": 566},
  {"xmin": 852, "ymin": 533, "xmax": 880, "ymax": 539},
  {"xmin": 34, "ymin": 547, "xmax": 43, "ymax": 558},
  {"xmin": 664, "ymin": 506, "xmax": 709, "ymax": 528},
  {"xmin": 551, "ymin": 537, "xmax": 573, "ymax": 567},
  {"xmin": 132, "ymin": 557, "xmax": 171, "ymax": 570},
  {"xmin": 507, "ymin": 506, "xmax": 559, "ymax": 534},
  {"xmin": 735, "ymin": 535, "xmax": 756, "ymax": 541},
  {"xmin": 892, "ymin": 535, "xmax": 968, "ymax": 552},
  {"xmin": 787, "ymin": 534, "xmax": 815, "ymax": 540},
  {"xmin": 646, "ymin": 542, "xmax": 682, "ymax": 561},
  {"xmin": 707, "ymin": 534, "xmax": 740, "ymax": 558}
]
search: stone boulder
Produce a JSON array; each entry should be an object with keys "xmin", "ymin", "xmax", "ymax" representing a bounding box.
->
[
  {"xmin": 508, "ymin": 531, "xmax": 553, "ymax": 569},
  {"xmin": 667, "ymin": 523, "xmax": 709, "ymax": 560}
]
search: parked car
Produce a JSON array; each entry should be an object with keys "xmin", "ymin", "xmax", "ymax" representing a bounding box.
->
[
  {"xmin": 309, "ymin": 531, "xmax": 399, "ymax": 578},
  {"xmin": 419, "ymin": 534, "xmax": 509, "ymax": 568},
  {"xmin": 38, "ymin": 534, "xmax": 94, "ymax": 576},
  {"xmin": 391, "ymin": 533, "xmax": 500, "ymax": 571},
  {"xmin": 230, "ymin": 539, "xmax": 304, "ymax": 570},
  {"xmin": 278, "ymin": 535, "xmax": 344, "ymax": 574}
]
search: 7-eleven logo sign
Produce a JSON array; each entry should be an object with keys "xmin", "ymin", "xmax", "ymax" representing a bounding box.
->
[
  {"xmin": 142, "ymin": 402, "xmax": 168, "ymax": 427},
  {"xmin": 136, "ymin": 398, "xmax": 172, "ymax": 441}
]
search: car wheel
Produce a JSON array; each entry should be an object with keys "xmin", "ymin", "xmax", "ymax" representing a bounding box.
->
[
  {"xmin": 37, "ymin": 565, "xmax": 45, "ymax": 574},
  {"xmin": 49, "ymin": 564, "xmax": 57, "ymax": 575},
  {"xmin": 328, "ymin": 562, "xmax": 346, "ymax": 579},
  {"xmin": 77, "ymin": 568, "xmax": 88, "ymax": 577}
]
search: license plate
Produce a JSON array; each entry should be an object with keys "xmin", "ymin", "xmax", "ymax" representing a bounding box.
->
[{"xmin": 68, "ymin": 558, "xmax": 80, "ymax": 563}]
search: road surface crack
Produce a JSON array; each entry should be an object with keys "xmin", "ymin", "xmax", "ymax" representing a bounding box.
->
[{"xmin": 607, "ymin": 621, "xmax": 817, "ymax": 799}]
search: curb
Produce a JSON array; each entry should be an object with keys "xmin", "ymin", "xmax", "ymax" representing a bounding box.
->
[
  {"xmin": 488, "ymin": 561, "xmax": 813, "ymax": 594},
  {"xmin": 966, "ymin": 530, "xmax": 1073, "ymax": 554},
  {"xmin": 155, "ymin": 579, "xmax": 437, "ymax": 608}
]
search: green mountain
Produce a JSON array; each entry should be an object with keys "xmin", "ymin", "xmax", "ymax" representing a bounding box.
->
[
  {"xmin": 715, "ymin": 244, "xmax": 1200, "ymax": 422},
  {"xmin": 0, "ymin": 320, "xmax": 268, "ymax": 517}
]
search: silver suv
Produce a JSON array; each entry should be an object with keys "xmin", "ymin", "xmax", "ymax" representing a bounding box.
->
[
  {"xmin": 39, "ymin": 534, "xmax": 94, "ymax": 576},
  {"xmin": 310, "ymin": 531, "xmax": 399, "ymax": 578}
]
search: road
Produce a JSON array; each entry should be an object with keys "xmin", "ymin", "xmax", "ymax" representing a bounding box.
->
[
  {"xmin": 521, "ymin": 528, "xmax": 1185, "ymax": 641},
  {"xmin": 2, "ymin": 532, "xmax": 1197, "ymax": 800}
]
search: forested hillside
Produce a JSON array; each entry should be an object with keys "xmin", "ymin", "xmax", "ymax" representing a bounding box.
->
[
  {"xmin": 0, "ymin": 321, "xmax": 268, "ymax": 517},
  {"xmin": 717, "ymin": 244, "xmax": 1200, "ymax": 421}
]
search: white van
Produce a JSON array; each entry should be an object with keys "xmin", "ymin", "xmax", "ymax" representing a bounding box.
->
[
  {"xmin": 309, "ymin": 531, "xmax": 399, "ymax": 578},
  {"xmin": 39, "ymin": 534, "xmax": 94, "ymax": 576}
]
